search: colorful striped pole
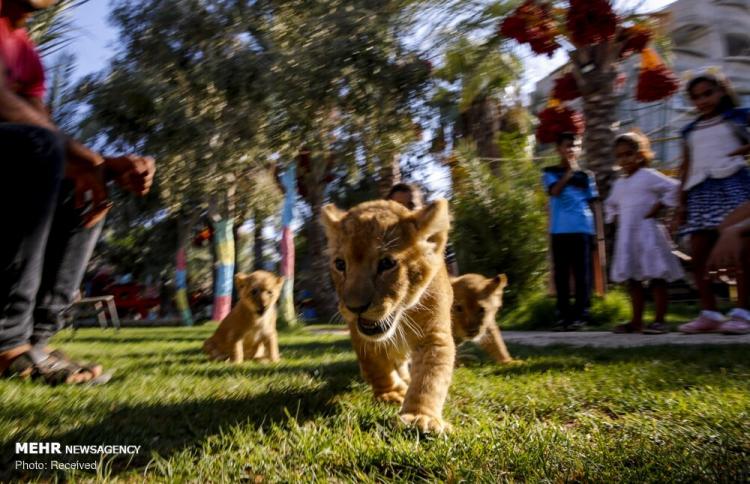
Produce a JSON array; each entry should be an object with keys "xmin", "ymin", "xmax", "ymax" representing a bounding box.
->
[
  {"xmin": 277, "ymin": 164, "xmax": 298, "ymax": 328},
  {"xmin": 175, "ymin": 246, "xmax": 193, "ymax": 326},
  {"xmin": 212, "ymin": 219, "xmax": 235, "ymax": 322}
]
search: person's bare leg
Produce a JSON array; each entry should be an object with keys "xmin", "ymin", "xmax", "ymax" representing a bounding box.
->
[
  {"xmin": 691, "ymin": 231, "xmax": 718, "ymax": 311},
  {"xmin": 629, "ymin": 280, "xmax": 645, "ymax": 329},
  {"xmin": 651, "ymin": 279, "xmax": 668, "ymax": 323},
  {"xmin": 736, "ymin": 238, "xmax": 750, "ymax": 309}
]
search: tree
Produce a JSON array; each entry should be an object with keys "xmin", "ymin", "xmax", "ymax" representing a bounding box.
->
[{"xmin": 500, "ymin": 0, "xmax": 677, "ymax": 196}]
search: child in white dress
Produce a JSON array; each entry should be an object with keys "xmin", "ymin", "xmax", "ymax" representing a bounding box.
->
[{"xmin": 605, "ymin": 131, "xmax": 684, "ymax": 334}]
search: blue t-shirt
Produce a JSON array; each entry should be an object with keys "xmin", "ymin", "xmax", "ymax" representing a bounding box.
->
[{"xmin": 542, "ymin": 167, "xmax": 598, "ymax": 235}]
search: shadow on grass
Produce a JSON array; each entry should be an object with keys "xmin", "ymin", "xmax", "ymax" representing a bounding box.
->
[
  {"xmin": 0, "ymin": 359, "xmax": 361, "ymax": 481},
  {"xmin": 459, "ymin": 343, "xmax": 750, "ymax": 383}
]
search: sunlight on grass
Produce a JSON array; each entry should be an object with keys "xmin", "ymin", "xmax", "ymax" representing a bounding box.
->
[{"xmin": 1, "ymin": 326, "xmax": 749, "ymax": 481}]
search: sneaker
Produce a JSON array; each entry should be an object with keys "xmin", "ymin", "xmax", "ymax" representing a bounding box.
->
[
  {"xmin": 720, "ymin": 309, "xmax": 750, "ymax": 335},
  {"xmin": 643, "ymin": 322, "xmax": 669, "ymax": 334},
  {"xmin": 678, "ymin": 311, "xmax": 726, "ymax": 334}
]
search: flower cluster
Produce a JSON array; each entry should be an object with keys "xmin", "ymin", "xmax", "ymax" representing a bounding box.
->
[
  {"xmin": 619, "ymin": 24, "xmax": 652, "ymax": 58},
  {"xmin": 566, "ymin": 0, "xmax": 617, "ymax": 46},
  {"xmin": 552, "ymin": 72, "xmax": 581, "ymax": 101},
  {"xmin": 500, "ymin": 1, "xmax": 560, "ymax": 57},
  {"xmin": 536, "ymin": 104, "xmax": 584, "ymax": 144}
]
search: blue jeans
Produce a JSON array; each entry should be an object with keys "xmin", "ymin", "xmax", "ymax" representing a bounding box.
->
[{"xmin": 0, "ymin": 124, "xmax": 102, "ymax": 352}]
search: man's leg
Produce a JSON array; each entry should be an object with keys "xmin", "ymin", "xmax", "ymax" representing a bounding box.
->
[
  {"xmin": 551, "ymin": 234, "xmax": 571, "ymax": 323},
  {"xmin": 31, "ymin": 180, "xmax": 104, "ymax": 347},
  {"xmin": 571, "ymin": 234, "xmax": 592, "ymax": 322},
  {"xmin": 0, "ymin": 124, "xmax": 64, "ymax": 365}
]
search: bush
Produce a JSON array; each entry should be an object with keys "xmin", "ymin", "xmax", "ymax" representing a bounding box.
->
[
  {"xmin": 451, "ymin": 138, "xmax": 548, "ymax": 307},
  {"xmin": 502, "ymin": 289, "xmax": 630, "ymax": 330}
]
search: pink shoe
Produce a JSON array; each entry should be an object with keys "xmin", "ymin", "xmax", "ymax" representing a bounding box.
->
[
  {"xmin": 720, "ymin": 309, "xmax": 750, "ymax": 335},
  {"xmin": 678, "ymin": 311, "xmax": 725, "ymax": 334}
]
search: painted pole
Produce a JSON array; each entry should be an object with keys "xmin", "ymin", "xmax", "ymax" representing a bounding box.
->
[
  {"xmin": 211, "ymin": 218, "xmax": 235, "ymax": 321},
  {"xmin": 277, "ymin": 164, "xmax": 298, "ymax": 329},
  {"xmin": 175, "ymin": 246, "xmax": 193, "ymax": 326}
]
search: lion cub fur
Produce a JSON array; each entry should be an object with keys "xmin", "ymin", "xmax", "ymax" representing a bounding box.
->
[
  {"xmin": 202, "ymin": 270, "xmax": 284, "ymax": 363},
  {"xmin": 321, "ymin": 199, "xmax": 455, "ymax": 433}
]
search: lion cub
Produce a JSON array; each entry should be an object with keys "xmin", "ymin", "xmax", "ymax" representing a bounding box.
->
[
  {"xmin": 322, "ymin": 199, "xmax": 455, "ymax": 433},
  {"xmin": 202, "ymin": 270, "xmax": 284, "ymax": 364},
  {"xmin": 451, "ymin": 274, "xmax": 512, "ymax": 364}
]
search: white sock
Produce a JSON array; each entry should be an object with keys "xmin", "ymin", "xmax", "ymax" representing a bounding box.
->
[
  {"xmin": 728, "ymin": 308, "xmax": 750, "ymax": 321},
  {"xmin": 700, "ymin": 310, "xmax": 726, "ymax": 322}
]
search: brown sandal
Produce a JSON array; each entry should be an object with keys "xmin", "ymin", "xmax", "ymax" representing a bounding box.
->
[{"xmin": 2, "ymin": 348, "xmax": 109, "ymax": 385}]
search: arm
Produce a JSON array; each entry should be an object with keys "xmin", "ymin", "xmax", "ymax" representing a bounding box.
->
[
  {"xmin": 707, "ymin": 202, "xmax": 750, "ymax": 273},
  {"xmin": 548, "ymin": 169, "xmax": 573, "ymax": 197},
  {"xmin": 671, "ymin": 142, "xmax": 691, "ymax": 233}
]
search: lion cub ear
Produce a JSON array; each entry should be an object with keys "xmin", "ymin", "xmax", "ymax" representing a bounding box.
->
[
  {"xmin": 234, "ymin": 273, "xmax": 249, "ymax": 290},
  {"xmin": 489, "ymin": 274, "xmax": 508, "ymax": 294},
  {"xmin": 276, "ymin": 275, "xmax": 285, "ymax": 291},
  {"xmin": 413, "ymin": 199, "xmax": 449, "ymax": 251},
  {"xmin": 320, "ymin": 204, "xmax": 346, "ymax": 241}
]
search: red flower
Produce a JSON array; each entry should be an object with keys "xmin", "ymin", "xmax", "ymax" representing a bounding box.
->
[
  {"xmin": 536, "ymin": 105, "xmax": 584, "ymax": 144},
  {"xmin": 620, "ymin": 25, "xmax": 652, "ymax": 58},
  {"xmin": 636, "ymin": 66, "xmax": 679, "ymax": 102},
  {"xmin": 552, "ymin": 72, "xmax": 581, "ymax": 101},
  {"xmin": 567, "ymin": 0, "xmax": 617, "ymax": 46}
]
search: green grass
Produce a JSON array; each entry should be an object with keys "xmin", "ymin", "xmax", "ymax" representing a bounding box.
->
[{"xmin": 2, "ymin": 326, "xmax": 749, "ymax": 482}]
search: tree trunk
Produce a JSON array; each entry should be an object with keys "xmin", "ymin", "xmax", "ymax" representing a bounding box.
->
[
  {"xmin": 572, "ymin": 42, "xmax": 621, "ymax": 199},
  {"xmin": 277, "ymin": 163, "xmax": 299, "ymax": 329},
  {"xmin": 175, "ymin": 211, "xmax": 195, "ymax": 326},
  {"xmin": 377, "ymin": 153, "xmax": 401, "ymax": 197},
  {"xmin": 253, "ymin": 210, "xmax": 265, "ymax": 271},
  {"xmin": 307, "ymin": 197, "xmax": 338, "ymax": 319},
  {"xmin": 459, "ymin": 96, "xmax": 503, "ymax": 177},
  {"xmin": 209, "ymin": 176, "xmax": 237, "ymax": 322},
  {"xmin": 232, "ymin": 223, "xmax": 242, "ymax": 303}
]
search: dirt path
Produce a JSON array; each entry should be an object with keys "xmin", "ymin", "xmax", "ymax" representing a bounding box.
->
[{"xmin": 305, "ymin": 327, "xmax": 750, "ymax": 348}]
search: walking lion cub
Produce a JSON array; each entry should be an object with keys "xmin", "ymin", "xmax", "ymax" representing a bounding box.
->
[
  {"xmin": 202, "ymin": 270, "xmax": 284, "ymax": 363},
  {"xmin": 451, "ymin": 273, "xmax": 513, "ymax": 364},
  {"xmin": 321, "ymin": 199, "xmax": 455, "ymax": 433}
]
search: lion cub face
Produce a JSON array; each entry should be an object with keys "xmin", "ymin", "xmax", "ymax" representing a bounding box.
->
[
  {"xmin": 321, "ymin": 199, "xmax": 450, "ymax": 342},
  {"xmin": 451, "ymin": 274, "xmax": 507, "ymax": 340},
  {"xmin": 235, "ymin": 271, "xmax": 284, "ymax": 317}
]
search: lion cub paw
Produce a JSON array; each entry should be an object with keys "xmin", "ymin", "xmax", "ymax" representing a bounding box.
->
[
  {"xmin": 375, "ymin": 389, "xmax": 407, "ymax": 405},
  {"xmin": 399, "ymin": 413, "xmax": 451, "ymax": 434}
]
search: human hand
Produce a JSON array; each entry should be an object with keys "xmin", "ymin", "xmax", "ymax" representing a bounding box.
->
[
  {"xmin": 104, "ymin": 155, "xmax": 156, "ymax": 196},
  {"xmin": 727, "ymin": 144, "xmax": 750, "ymax": 157},
  {"xmin": 670, "ymin": 205, "xmax": 686, "ymax": 235},
  {"xmin": 65, "ymin": 161, "xmax": 111, "ymax": 228},
  {"xmin": 644, "ymin": 202, "xmax": 662, "ymax": 219}
]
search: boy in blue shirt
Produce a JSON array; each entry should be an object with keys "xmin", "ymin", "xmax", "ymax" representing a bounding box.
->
[{"xmin": 542, "ymin": 132, "xmax": 599, "ymax": 330}]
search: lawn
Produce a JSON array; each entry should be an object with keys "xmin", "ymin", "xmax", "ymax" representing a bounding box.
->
[{"xmin": 1, "ymin": 325, "xmax": 749, "ymax": 482}]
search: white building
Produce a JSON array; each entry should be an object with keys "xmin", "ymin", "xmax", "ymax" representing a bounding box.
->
[{"xmin": 532, "ymin": 0, "xmax": 750, "ymax": 167}]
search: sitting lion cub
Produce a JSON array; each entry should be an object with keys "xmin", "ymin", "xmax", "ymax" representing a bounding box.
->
[
  {"xmin": 451, "ymin": 274, "xmax": 513, "ymax": 364},
  {"xmin": 321, "ymin": 199, "xmax": 455, "ymax": 433},
  {"xmin": 202, "ymin": 270, "xmax": 284, "ymax": 363}
]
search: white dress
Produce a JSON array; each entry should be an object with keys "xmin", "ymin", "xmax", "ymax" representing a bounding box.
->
[{"xmin": 604, "ymin": 168, "xmax": 685, "ymax": 283}]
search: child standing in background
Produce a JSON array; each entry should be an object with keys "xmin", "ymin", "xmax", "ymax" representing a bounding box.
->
[
  {"xmin": 542, "ymin": 132, "xmax": 599, "ymax": 331},
  {"xmin": 605, "ymin": 131, "xmax": 684, "ymax": 334},
  {"xmin": 675, "ymin": 70, "xmax": 750, "ymax": 335}
]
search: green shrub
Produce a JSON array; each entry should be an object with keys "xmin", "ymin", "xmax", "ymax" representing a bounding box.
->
[
  {"xmin": 502, "ymin": 289, "xmax": 630, "ymax": 330},
  {"xmin": 451, "ymin": 139, "xmax": 548, "ymax": 308}
]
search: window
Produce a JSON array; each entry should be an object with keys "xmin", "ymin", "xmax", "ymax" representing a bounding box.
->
[{"xmin": 726, "ymin": 33, "xmax": 750, "ymax": 57}]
